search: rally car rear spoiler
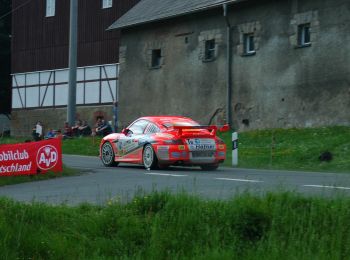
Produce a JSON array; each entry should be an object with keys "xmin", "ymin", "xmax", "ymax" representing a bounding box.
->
[{"xmin": 172, "ymin": 124, "xmax": 229, "ymax": 137}]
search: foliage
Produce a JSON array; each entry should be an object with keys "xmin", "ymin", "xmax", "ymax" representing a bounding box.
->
[{"xmin": 0, "ymin": 191, "xmax": 350, "ymax": 259}]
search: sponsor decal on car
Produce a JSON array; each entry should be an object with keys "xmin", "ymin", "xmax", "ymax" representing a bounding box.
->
[{"xmin": 186, "ymin": 138, "xmax": 216, "ymax": 151}]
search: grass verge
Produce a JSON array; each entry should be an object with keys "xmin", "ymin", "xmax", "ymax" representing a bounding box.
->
[
  {"xmin": 0, "ymin": 165, "xmax": 79, "ymax": 187},
  {"xmin": 2, "ymin": 126, "xmax": 350, "ymax": 172},
  {"xmin": 224, "ymin": 126, "xmax": 350, "ymax": 172},
  {"xmin": 61, "ymin": 136, "xmax": 102, "ymax": 156},
  {"xmin": 0, "ymin": 191, "xmax": 350, "ymax": 259}
]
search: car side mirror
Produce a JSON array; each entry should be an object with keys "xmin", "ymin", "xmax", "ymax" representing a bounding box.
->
[
  {"xmin": 219, "ymin": 124, "xmax": 230, "ymax": 132},
  {"xmin": 122, "ymin": 128, "xmax": 133, "ymax": 136},
  {"xmin": 122, "ymin": 128, "xmax": 128, "ymax": 135}
]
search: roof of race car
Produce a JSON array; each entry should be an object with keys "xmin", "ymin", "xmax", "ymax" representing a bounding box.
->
[{"xmin": 139, "ymin": 116, "xmax": 199, "ymax": 126}]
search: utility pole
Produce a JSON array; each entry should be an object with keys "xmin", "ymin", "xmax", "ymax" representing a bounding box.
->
[
  {"xmin": 67, "ymin": 0, "xmax": 78, "ymax": 126},
  {"xmin": 223, "ymin": 3, "xmax": 232, "ymax": 127}
]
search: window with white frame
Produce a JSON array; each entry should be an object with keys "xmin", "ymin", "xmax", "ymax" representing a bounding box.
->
[
  {"xmin": 237, "ymin": 21, "xmax": 261, "ymax": 57},
  {"xmin": 102, "ymin": 0, "xmax": 113, "ymax": 9},
  {"xmin": 298, "ymin": 23, "xmax": 311, "ymax": 47},
  {"xmin": 243, "ymin": 33, "xmax": 256, "ymax": 55},
  {"xmin": 46, "ymin": 0, "xmax": 56, "ymax": 17},
  {"xmin": 204, "ymin": 39, "xmax": 216, "ymax": 61},
  {"xmin": 290, "ymin": 11, "xmax": 318, "ymax": 48}
]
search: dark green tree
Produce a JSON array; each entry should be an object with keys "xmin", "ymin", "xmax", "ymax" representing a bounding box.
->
[{"xmin": 0, "ymin": 0, "xmax": 11, "ymax": 114}]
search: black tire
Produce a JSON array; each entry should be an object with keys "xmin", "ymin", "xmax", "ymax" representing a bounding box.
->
[
  {"xmin": 101, "ymin": 142, "xmax": 119, "ymax": 167},
  {"xmin": 200, "ymin": 164, "xmax": 219, "ymax": 171},
  {"xmin": 143, "ymin": 144, "xmax": 158, "ymax": 170}
]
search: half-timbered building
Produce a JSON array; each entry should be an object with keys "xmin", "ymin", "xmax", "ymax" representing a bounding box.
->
[{"xmin": 11, "ymin": 0, "xmax": 139, "ymax": 135}]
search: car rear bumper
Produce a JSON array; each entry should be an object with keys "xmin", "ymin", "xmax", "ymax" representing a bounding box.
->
[{"xmin": 155, "ymin": 144, "xmax": 226, "ymax": 165}]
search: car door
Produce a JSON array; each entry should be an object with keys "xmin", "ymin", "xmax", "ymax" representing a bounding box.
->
[{"xmin": 115, "ymin": 119, "xmax": 149, "ymax": 162}]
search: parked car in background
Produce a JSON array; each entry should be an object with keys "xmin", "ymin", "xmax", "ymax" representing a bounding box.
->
[{"xmin": 100, "ymin": 116, "xmax": 228, "ymax": 170}]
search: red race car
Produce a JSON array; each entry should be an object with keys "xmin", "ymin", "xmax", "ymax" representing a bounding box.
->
[{"xmin": 99, "ymin": 116, "xmax": 229, "ymax": 170}]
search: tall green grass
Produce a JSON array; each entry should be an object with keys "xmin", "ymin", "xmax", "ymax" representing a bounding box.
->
[
  {"xmin": 235, "ymin": 126, "xmax": 350, "ymax": 172},
  {"xmin": 0, "ymin": 191, "xmax": 350, "ymax": 259}
]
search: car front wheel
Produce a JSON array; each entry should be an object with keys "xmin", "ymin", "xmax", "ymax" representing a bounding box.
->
[
  {"xmin": 101, "ymin": 142, "xmax": 118, "ymax": 167},
  {"xmin": 143, "ymin": 144, "xmax": 158, "ymax": 170}
]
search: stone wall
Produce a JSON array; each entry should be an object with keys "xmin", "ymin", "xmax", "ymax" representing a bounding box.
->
[
  {"xmin": 118, "ymin": 0, "xmax": 350, "ymax": 130},
  {"xmin": 10, "ymin": 105, "xmax": 114, "ymax": 137}
]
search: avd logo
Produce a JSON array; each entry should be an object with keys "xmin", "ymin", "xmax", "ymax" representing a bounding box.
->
[{"xmin": 36, "ymin": 145, "xmax": 58, "ymax": 170}]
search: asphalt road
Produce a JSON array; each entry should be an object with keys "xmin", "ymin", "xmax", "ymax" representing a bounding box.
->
[{"xmin": 0, "ymin": 154, "xmax": 350, "ymax": 205}]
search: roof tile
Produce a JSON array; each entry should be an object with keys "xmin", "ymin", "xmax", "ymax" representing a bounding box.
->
[{"xmin": 108, "ymin": 0, "xmax": 241, "ymax": 30}]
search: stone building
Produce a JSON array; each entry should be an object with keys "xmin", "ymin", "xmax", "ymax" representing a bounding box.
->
[
  {"xmin": 109, "ymin": 0, "xmax": 350, "ymax": 130},
  {"xmin": 10, "ymin": 0, "xmax": 139, "ymax": 136}
]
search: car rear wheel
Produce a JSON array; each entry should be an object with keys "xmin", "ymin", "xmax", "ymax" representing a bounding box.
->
[
  {"xmin": 101, "ymin": 142, "xmax": 118, "ymax": 167},
  {"xmin": 143, "ymin": 144, "xmax": 158, "ymax": 170},
  {"xmin": 200, "ymin": 164, "xmax": 219, "ymax": 171}
]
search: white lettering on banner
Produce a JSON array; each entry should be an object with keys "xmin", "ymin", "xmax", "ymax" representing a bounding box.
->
[
  {"xmin": 0, "ymin": 150, "xmax": 29, "ymax": 162},
  {"xmin": 39, "ymin": 151, "xmax": 57, "ymax": 167},
  {"xmin": 36, "ymin": 145, "xmax": 58, "ymax": 170},
  {"xmin": 0, "ymin": 162, "xmax": 32, "ymax": 174}
]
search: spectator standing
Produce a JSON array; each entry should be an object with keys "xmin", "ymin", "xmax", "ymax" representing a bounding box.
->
[{"xmin": 32, "ymin": 121, "xmax": 43, "ymax": 141}]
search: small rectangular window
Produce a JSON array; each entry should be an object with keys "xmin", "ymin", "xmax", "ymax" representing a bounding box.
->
[
  {"xmin": 298, "ymin": 23, "xmax": 311, "ymax": 47},
  {"xmin": 102, "ymin": 0, "xmax": 113, "ymax": 9},
  {"xmin": 151, "ymin": 49, "xmax": 162, "ymax": 68},
  {"xmin": 244, "ymin": 33, "xmax": 255, "ymax": 55},
  {"xmin": 204, "ymin": 39, "xmax": 216, "ymax": 61},
  {"xmin": 46, "ymin": 0, "xmax": 56, "ymax": 17}
]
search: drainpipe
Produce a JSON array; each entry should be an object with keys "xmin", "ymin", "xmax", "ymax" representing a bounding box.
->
[{"xmin": 223, "ymin": 3, "xmax": 232, "ymax": 127}]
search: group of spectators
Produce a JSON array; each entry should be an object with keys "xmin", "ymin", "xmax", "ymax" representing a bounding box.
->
[{"xmin": 31, "ymin": 117, "xmax": 113, "ymax": 141}]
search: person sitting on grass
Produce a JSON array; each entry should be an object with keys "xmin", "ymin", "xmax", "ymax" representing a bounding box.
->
[
  {"xmin": 78, "ymin": 120, "xmax": 92, "ymax": 136},
  {"xmin": 71, "ymin": 120, "xmax": 82, "ymax": 137},
  {"xmin": 95, "ymin": 119, "xmax": 112, "ymax": 137},
  {"xmin": 63, "ymin": 122, "xmax": 73, "ymax": 138},
  {"xmin": 45, "ymin": 129, "xmax": 56, "ymax": 139},
  {"xmin": 55, "ymin": 129, "xmax": 64, "ymax": 139}
]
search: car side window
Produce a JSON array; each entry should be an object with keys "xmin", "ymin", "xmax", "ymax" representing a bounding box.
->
[
  {"xmin": 128, "ymin": 120, "xmax": 149, "ymax": 135},
  {"xmin": 144, "ymin": 123, "xmax": 160, "ymax": 134}
]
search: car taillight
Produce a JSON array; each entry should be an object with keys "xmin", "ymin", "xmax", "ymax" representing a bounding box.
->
[
  {"xmin": 216, "ymin": 138, "xmax": 225, "ymax": 144},
  {"xmin": 164, "ymin": 139, "xmax": 184, "ymax": 145}
]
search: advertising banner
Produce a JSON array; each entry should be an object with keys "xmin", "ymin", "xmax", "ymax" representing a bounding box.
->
[{"xmin": 0, "ymin": 139, "xmax": 63, "ymax": 176}]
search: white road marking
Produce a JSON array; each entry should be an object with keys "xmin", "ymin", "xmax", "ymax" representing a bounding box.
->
[
  {"xmin": 304, "ymin": 185, "xmax": 350, "ymax": 190},
  {"xmin": 215, "ymin": 178, "xmax": 263, "ymax": 183},
  {"xmin": 145, "ymin": 173, "xmax": 188, "ymax": 177}
]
